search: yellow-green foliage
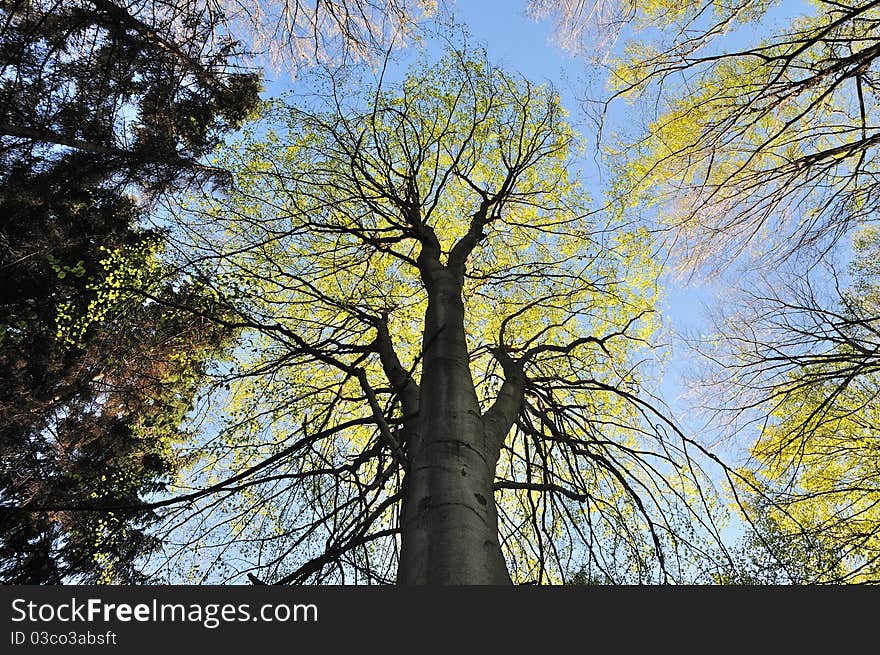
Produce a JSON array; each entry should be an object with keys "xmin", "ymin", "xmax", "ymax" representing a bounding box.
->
[
  {"xmin": 609, "ymin": 0, "xmax": 880, "ymax": 265},
  {"xmin": 740, "ymin": 228, "xmax": 880, "ymax": 581},
  {"xmin": 55, "ymin": 240, "xmax": 163, "ymax": 347}
]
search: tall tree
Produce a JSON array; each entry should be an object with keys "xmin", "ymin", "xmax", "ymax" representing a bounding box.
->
[
  {"xmin": 0, "ymin": 0, "xmax": 260, "ymax": 583},
  {"xmin": 144, "ymin": 51, "xmax": 726, "ymax": 585}
]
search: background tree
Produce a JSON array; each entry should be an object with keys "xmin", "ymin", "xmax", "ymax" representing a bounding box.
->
[
  {"xmin": 532, "ymin": 1, "xmax": 880, "ymax": 579},
  {"xmin": 216, "ymin": 0, "xmax": 437, "ymax": 73},
  {"xmin": 606, "ymin": 0, "xmax": 880, "ymax": 267},
  {"xmin": 0, "ymin": 0, "xmax": 260, "ymax": 583},
  {"xmin": 691, "ymin": 228, "xmax": 880, "ymax": 582},
  {"xmin": 713, "ymin": 496, "xmax": 850, "ymax": 584},
  {"xmin": 526, "ymin": 0, "xmax": 880, "ymax": 264},
  {"xmin": 526, "ymin": 0, "xmax": 636, "ymax": 58},
  {"xmin": 141, "ymin": 50, "xmax": 729, "ymax": 585}
]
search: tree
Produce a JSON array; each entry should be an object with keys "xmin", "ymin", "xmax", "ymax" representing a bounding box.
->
[
  {"xmin": 690, "ymin": 228, "xmax": 880, "ymax": 583},
  {"xmin": 713, "ymin": 498, "xmax": 850, "ymax": 584},
  {"xmin": 0, "ymin": 0, "xmax": 260, "ymax": 583},
  {"xmin": 534, "ymin": 0, "xmax": 880, "ymax": 268},
  {"xmin": 216, "ymin": 0, "xmax": 437, "ymax": 73},
  {"xmin": 141, "ymin": 50, "xmax": 728, "ymax": 585},
  {"xmin": 526, "ymin": 0, "xmax": 635, "ymax": 58},
  {"xmin": 531, "ymin": 1, "xmax": 880, "ymax": 579}
]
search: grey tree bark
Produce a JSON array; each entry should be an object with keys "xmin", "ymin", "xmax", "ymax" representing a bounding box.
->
[{"xmin": 397, "ymin": 232, "xmax": 524, "ymax": 585}]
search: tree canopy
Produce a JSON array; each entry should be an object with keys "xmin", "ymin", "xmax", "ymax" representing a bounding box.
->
[
  {"xmin": 132, "ymin": 51, "xmax": 729, "ymax": 584},
  {"xmin": 581, "ymin": 0, "xmax": 880, "ymax": 582},
  {"xmin": 694, "ymin": 228, "xmax": 880, "ymax": 582},
  {"xmin": 603, "ymin": 0, "xmax": 880, "ymax": 267}
]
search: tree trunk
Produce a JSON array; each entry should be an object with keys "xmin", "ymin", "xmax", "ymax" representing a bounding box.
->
[{"xmin": 397, "ymin": 271, "xmax": 511, "ymax": 585}]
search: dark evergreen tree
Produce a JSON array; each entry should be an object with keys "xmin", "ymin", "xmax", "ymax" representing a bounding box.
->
[{"xmin": 0, "ymin": 0, "xmax": 260, "ymax": 583}]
